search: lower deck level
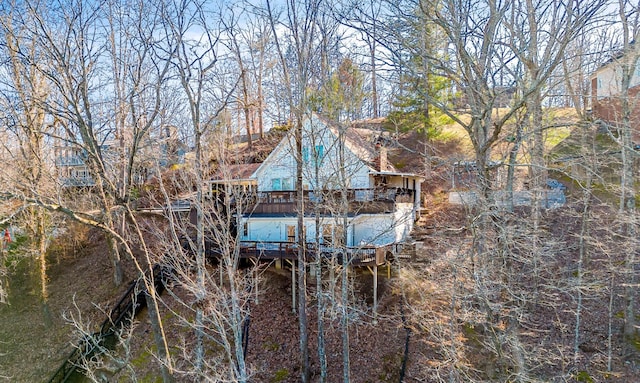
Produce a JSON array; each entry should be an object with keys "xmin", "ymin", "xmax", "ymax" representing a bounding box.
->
[{"xmin": 204, "ymin": 240, "xmax": 402, "ymax": 267}]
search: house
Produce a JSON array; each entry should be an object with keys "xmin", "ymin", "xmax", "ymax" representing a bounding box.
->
[
  {"xmin": 54, "ymin": 126, "xmax": 188, "ymax": 188},
  {"xmin": 54, "ymin": 144, "xmax": 96, "ymax": 187},
  {"xmin": 591, "ymin": 46, "xmax": 640, "ymax": 138},
  {"xmin": 208, "ymin": 113, "xmax": 424, "ymax": 260}
]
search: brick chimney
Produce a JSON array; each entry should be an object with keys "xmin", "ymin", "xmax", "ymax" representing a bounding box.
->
[{"xmin": 376, "ymin": 142, "xmax": 388, "ymax": 171}]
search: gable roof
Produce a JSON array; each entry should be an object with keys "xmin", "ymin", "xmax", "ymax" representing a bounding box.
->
[
  {"xmin": 322, "ymin": 115, "xmax": 398, "ymax": 173},
  {"xmin": 592, "ymin": 41, "xmax": 640, "ymax": 78},
  {"xmin": 212, "ymin": 113, "xmax": 409, "ymax": 184}
]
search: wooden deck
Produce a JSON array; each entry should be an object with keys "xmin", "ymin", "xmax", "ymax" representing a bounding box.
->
[
  {"xmin": 205, "ymin": 240, "xmax": 395, "ymax": 266},
  {"xmin": 216, "ymin": 188, "xmax": 416, "ymax": 215}
]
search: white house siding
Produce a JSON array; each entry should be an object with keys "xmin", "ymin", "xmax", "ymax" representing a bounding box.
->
[
  {"xmin": 243, "ymin": 218, "xmax": 291, "ymax": 242},
  {"xmin": 350, "ymin": 204, "xmax": 415, "ymax": 246},
  {"xmin": 351, "ymin": 215, "xmax": 396, "ymax": 245},
  {"xmin": 241, "ymin": 216, "xmax": 355, "ymax": 245},
  {"xmin": 242, "ymin": 213, "xmax": 414, "ymax": 247},
  {"xmin": 393, "ymin": 203, "xmax": 415, "ymax": 242},
  {"xmin": 254, "ymin": 116, "xmax": 372, "ymax": 192},
  {"xmin": 240, "ymin": 213, "xmax": 413, "ymax": 247},
  {"xmin": 595, "ymin": 66, "xmax": 619, "ymax": 99},
  {"xmin": 350, "ymin": 205, "xmax": 415, "ymax": 245},
  {"xmin": 595, "ymin": 60, "xmax": 640, "ymax": 100},
  {"xmin": 255, "ymin": 141, "xmax": 297, "ymax": 191}
]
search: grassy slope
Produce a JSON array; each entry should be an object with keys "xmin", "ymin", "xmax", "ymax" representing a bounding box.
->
[
  {"xmin": 0, "ymin": 227, "xmax": 132, "ymax": 382},
  {"xmin": 435, "ymin": 107, "xmax": 578, "ymax": 160}
]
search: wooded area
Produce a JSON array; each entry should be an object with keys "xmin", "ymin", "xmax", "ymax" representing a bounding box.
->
[{"xmin": 1, "ymin": 0, "xmax": 640, "ymax": 382}]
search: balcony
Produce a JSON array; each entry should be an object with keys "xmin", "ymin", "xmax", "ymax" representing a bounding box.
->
[
  {"xmin": 55, "ymin": 156, "xmax": 86, "ymax": 166},
  {"xmin": 241, "ymin": 188, "xmax": 415, "ymax": 215},
  {"xmin": 60, "ymin": 176, "xmax": 96, "ymax": 187}
]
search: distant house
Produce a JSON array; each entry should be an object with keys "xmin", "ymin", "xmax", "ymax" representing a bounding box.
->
[
  {"xmin": 54, "ymin": 126, "xmax": 188, "ymax": 188},
  {"xmin": 208, "ymin": 114, "xmax": 424, "ymax": 252},
  {"xmin": 450, "ymin": 160, "xmax": 505, "ymax": 191},
  {"xmin": 448, "ymin": 161, "xmax": 566, "ymax": 208},
  {"xmin": 591, "ymin": 47, "xmax": 640, "ymax": 139},
  {"xmin": 54, "ymin": 144, "xmax": 96, "ymax": 187}
]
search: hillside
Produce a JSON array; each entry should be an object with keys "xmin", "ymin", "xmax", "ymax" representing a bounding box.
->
[
  {"xmin": 2, "ymin": 112, "xmax": 640, "ymax": 382},
  {"xmin": 2, "ymin": 202, "xmax": 638, "ymax": 382}
]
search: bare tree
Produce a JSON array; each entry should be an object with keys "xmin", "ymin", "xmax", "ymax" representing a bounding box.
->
[
  {"xmin": 160, "ymin": 0, "xmax": 219, "ymax": 373},
  {"xmin": 264, "ymin": 1, "xmax": 321, "ymax": 380},
  {"xmin": 0, "ymin": 0, "xmax": 59, "ymax": 324},
  {"xmin": 159, "ymin": 1, "xmax": 251, "ymax": 380},
  {"xmin": 0, "ymin": 0, "xmax": 177, "ymax": 380},
  {"xmin": 610, "ymin": 0, "xmax": 640, "ymax": 356}
]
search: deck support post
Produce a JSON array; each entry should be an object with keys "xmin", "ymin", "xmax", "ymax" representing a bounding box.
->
[
  {"xmin": 291, "ymin": 259, "xmax": 296, "ymax": 314},
  {"xmin": 309, "ymin": 263, "xmax": 317, "ymax": 281},
  {"xmin": 251, "ymin": 258, "xmax": 259, "ymax": 304},
  {"xmin": 373, "ymin": 264, "xmax": 378, "ymax": 321},
  {"xmin": 367, "ymin": 265, "xmax": 378, "ymax": 322}
]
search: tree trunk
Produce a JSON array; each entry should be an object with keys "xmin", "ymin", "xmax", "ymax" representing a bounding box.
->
[
  {"xmin": 620, "ymin": 72, "xmax": 637, "ymax": 354},
  {"xmin": 315, "ymin": 158, "xmax": 327, "ymax": 382},
  {"xmin": 194, "ymin": 126, "xmax": 206, "ymax": 371},
  {"xmin": 144, "ymin": 287, "xmax": 175, "ymax": 383},
  {"xmin": 505, "ymin": 113, "xmax": 526, "ymax": 212},
  {"xmin": 529, "ymin": 89, "xmax": 545, "ymax": 293},
  {"xmin": 296, "ymin": 118, "xmax": 310, "ymax": 382},
  {"xmin": 574, "ymin": 176, "xmax": 591, "ymax": 362},
  {"xmin": 617, "ymin": 4, "xmax": 638, "ymax": 351},
  {"xmin": 241, "ymin": 69, "xmax": 253, "ymax": 149},
  {"xmin": 339, "ymin": 129, "xmax": 351, "ymax": 382},
  {"xmin": 257, "ymin": 75, "xmax": 265, "ymax": 139},
  {"xmin": 37, "ymin": 211, "xmax": 52, "ymax": 326},
  {"xmin": 107, "ymin": 234, "xmax": 124, "ymax": 286},
  {"xmin": 370, "ymin": 43, "xmax": 378, "ymax": 119}
]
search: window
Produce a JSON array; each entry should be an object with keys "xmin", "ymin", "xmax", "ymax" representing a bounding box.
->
[
  {"xmin": 322, "ymin": 224, "xmax": 344, "ymax": 247},
  {"xmin": 286, "ymin": 225, "xmax": 296, "ymax": 242},
  {"xmin": 282, "ymin": 177, "xmax": 292, "ymax": 190},
  {"xmin": 271, "ymin": 178, "xmax": 281, "ymax": 191},
  {"xmin": 314, "ymin": 145, "xmax": 324, "ymax": 164},
  {"xmin": 243, "ymin": 223, "xmax": 248, "ymax": 237},
  {"xmin": 74, "ymin": 169, "xmax": 89, "ymax": 178},
  {"xmin": 302, "ymin": 146, "xmax": 310, "ymax": 163}
]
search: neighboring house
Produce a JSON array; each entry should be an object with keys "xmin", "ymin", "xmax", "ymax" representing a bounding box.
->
[
  {"xmin": 448, "ymin": 161, "xmax": 566, "ymax": 208},
  {"xmin": 54, "ymin": 144, "xmax": 96, "ymax": 187},
  {"xmin": 208, "ymin": 114, "xmax": 424, "ymax": 251},
  {"xmin": 591, "ymin": 47, "xmax": 640, "ymax": 139},
  {"xmin": 157, "ymin": 125, "xmax": 188, "ymax": 168},
  {"xmin": 54, "ymin": 126, "xmax": 188, "ymax": 188},
  {"xmin": 450, "ymin": 160, "xmax": 506, "ymax": 191}
]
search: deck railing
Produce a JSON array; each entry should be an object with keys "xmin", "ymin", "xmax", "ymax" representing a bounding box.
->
[
  {"xmin": 240, "ymin": 188, "xmax": 414, "ymax": 215},
  {"xmin": 60, "ymin": 176, "xmax": 96, "ymax": 187},
  {"xmin": 55, "ymin": 156, "xmax": 86, "ymax": 166},
  {"xmin": 235, "ymin": 241, "xmax": 391, "ymax": 266}
]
